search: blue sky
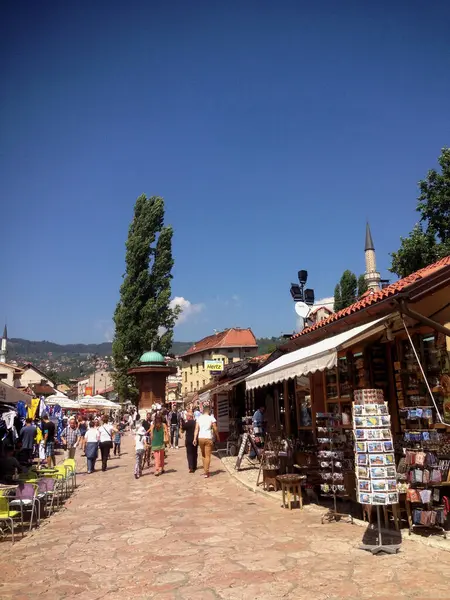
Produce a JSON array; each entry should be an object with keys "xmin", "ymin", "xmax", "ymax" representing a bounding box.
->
[{"xmin": 1, "ymin": 0, "xmax": 449, "ymax": 344}]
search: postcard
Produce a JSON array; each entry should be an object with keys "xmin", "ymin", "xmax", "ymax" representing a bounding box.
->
[
  {"xmin": 355, "ymin": 429, "xmax": 366, "ymax": 440},
  {"xmin": 386, "ymin": 466, "xmax": 396, "ymax": 477},
  {"xmin": 357, "ymin": 453, "xmax": 368, "ymax": 465},
  {"xmin": 366, "ymin": 416, "xmax": 381, "ymax": 427},
  {"xmin": 383, "ymin": 441, "xmax": 394, "ymax": 452},
  {"xmin": 366, "ymin": 429, "xmax": 382, "ymax": 440},
  {"xmin": 370, "ymin": 467, "xmax": 387, "ymax": 479},
  {"xmin": 387, "ymin": 492, "xmax": 399, "ymax": 504},
  {"xmin": 367, "ymin": 442, "xmax": 384, "ymax": 453},
  {"xmin": 353, "ymin": 405, "xmax": 364, "ymax": 416},
  {"xmin": 381, "ymin": 429, "xmax": 392, "ymax": 440},
  {"xmin": 364, "ymin": 405, "xmax": 379, "ymax": 415},
  {"xmin": 372, "ymin": 493, "xmax": 387, "ymax": 505},
  {"xmin": 381, "ymin": 415, "xmax": 391, "ymax": 426},
  {"xmin": 387, "ymin": 479, "xmax": 397, "ymax": 492},
  {"xmin": 378, "ymin": 404, "xmax": 388, "ymax": 415},
  {"xmin": 369, "ymin": 454, "xmax": 385, "ymax": 466},
  {"xmin": 359, "ymin": 492, "xmax": 372, "ymax": 504},
  {"xmin": 384, "ymin": 454, "xmax": 395, "ymax": 465},
  {"xmin": 372, "ymin": 480, "xmax": 387, "ymax": 492},
  {"xmin": 354, "ymin": 417, "xmax": 366, "ymax": 428},
  {"xmin": 357, "ymin": 466, "xmax": 369, "ymax": 478},
  {"xmin": 359, "ymin": 479, "xmax": 371, "ymax": 492},
  {"xmin": 356, "ymin": 442, "xmax": 367, "ymax": 453}
]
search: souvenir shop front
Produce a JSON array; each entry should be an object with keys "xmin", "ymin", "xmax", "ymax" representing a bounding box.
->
[{"xmin": 245, "ymin": 257, "xmax": 450, "ymax": 534}]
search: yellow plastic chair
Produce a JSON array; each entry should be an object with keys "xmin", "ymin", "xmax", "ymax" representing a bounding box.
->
[
  {"xmin": 0, "ymin": 496, "xmax": 21, "ymax": 544},
  {"xmin": 63, "ymin": 459, "xmax": 77, "ymax": 491}
]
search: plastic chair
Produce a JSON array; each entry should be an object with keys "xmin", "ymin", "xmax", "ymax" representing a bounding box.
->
[
  {"xmin": 9, "ymin": 483, "xmax": 40, "ymax": 531},
  {"xmin": 63, "ymin": 459, "xmax": 77, "ymax": 491},
  {"xmin": 0, "ymin": 496, "xmax": 21, "ymax": 544},
  {"xmin": 36, "ymin": 478, "xmax": 60, "ymax": 516}
]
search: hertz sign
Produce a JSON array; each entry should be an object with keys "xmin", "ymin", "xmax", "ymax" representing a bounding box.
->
[{"xmin": 204, "ymin": 360, "xmax": 223, "ymax": 372}]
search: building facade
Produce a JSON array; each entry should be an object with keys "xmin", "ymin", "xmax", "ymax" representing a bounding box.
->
[
  {"xmin": 181, "ymin": 328, "xmax": 258, "ymax": 397},
  {"xmin": 77, "ymin": 370, "xmax": 114, "ymax": 397}
]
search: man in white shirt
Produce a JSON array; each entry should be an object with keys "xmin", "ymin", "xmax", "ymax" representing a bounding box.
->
[{"xmin": 194, "ymin": 406, "xmax": 218, "ymax": 478}]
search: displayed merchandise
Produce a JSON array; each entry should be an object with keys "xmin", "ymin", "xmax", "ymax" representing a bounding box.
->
[
  {"xmin": 402, "ymin": 448, "xmax": 449, "ymax": 538},
  {"xmin": 316, "ymin": 412, "xmax": 353, "ymax": 524},
  {"xmin": 352, "ymin": 390, "xmax": 398, "ymax": 507}
]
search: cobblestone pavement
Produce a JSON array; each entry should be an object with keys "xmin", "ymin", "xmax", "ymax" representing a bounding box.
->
[{"xmin": 3, "ymin": 434, "xmax": 450, "ymax": 600}]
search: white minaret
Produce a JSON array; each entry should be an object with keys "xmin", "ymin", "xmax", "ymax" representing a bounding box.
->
[
  {"xmin": 0, "ymin": 324, "xmax": 7, "ymax": 364},
  {"xmin": 364, "ymin": 223, "xmax": 381, "ymax": 292}
]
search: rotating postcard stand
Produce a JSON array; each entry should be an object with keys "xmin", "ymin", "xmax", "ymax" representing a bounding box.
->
[
  {"xmin": 317, "ymin": 413, "xmax": 353, "ymax": 524},
  {"xmin": 353, "ymin": 389, "xmax": 401, "ymax": 555}
]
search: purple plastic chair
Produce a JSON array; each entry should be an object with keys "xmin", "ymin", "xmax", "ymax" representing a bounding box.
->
[
  {"xmin": 37, "ymin": 478, "xmax": 59, "ymax": 515},
  {"xmin": 9, "ymin": 483, "xmax": 39, "ymax": 531}
]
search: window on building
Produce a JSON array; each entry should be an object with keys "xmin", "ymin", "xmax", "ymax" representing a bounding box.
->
[
  {"xmin": 190, "ymin": 365, "xmax": 193, "ymax": 374},
  {"xmin": 184, "ymin": 386, "xmax": 188, "ymax": 394},
  {"xmin": 184, "ymin": 372, "xmax": 187, "ymax": 382},
  {"xmin": 196, "ymin": 381, "xmax": 199, "ymax": 389},
  {"xmin": 190, "ymin": 381, "xmax": 193, "ymax": 391},
  {"xmin": 202, "ymin": 380, "xmax": 205, "ymax": 387},
  {"xmin": 228, "ymin": 349, "xmax": 233, "ymax": 353},
  {"xmin": 196, "ymin": 363, "xmax": 199, "ymax": 373}
]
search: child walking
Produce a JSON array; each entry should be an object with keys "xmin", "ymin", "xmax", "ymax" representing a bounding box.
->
[
  {"xmin": 113, "ymin": 423, "xmax": 123, "ymax": 457},
  {"xmin": 134, "ymin": 425, "xmax": 148, "ymax": 479}
]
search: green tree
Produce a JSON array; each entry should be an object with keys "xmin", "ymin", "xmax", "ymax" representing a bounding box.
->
[
  {"xmin": 357, "ymin": 274, "xmax": 368, "ymax": 298},
  {"xmin": 390, "ymin": 148, "xmax": 450, "ymax": 277},
  {"xmin": 112, "ymin": 195, "xmax": 179, "ymax": 403},
  {"xmin": 334, "ymin": 270, "xmax": 357, "ymax": 311}
]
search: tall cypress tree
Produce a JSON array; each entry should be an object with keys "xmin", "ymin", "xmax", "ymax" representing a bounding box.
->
[
  {"xmin": 334, "ymin": 270, "xmax": 358, "ymax": 311},
  {"xmin": 112, "ymin": 195, "xmax": 178, "ymax": 403}
]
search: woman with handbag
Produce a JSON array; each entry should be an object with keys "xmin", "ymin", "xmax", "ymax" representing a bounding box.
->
[
  {"xmin": 85, "ymin": 418, "xmax": 100, "ymax": 474},
  {"xmin": 99, "ymin": 416, "xmax": 116, "ymax": 472}
]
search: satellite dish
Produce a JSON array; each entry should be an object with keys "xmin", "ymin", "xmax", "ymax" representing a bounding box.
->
[{"xmin": 294, "ymin": 301, "xmax": 309, "ymax": 318}]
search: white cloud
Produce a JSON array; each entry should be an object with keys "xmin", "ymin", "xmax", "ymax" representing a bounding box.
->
[{"xmin": 170, "ymin": 297, "xmax": 205, "ymax": 325}]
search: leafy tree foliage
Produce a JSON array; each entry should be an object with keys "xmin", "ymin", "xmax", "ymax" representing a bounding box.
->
[
  {"xmin": 334, "ymin": 270, "xmax": 357, "ymax": 311},
  {"xmin": 357, "ymin": 274, "xmax": 368, "ymax": 298},
  {"xmin": 112, "ymin": 195, "xmax": 179, "ymax": 403},
  {"xmin": 390, "ymin": 148, "xmax": 450, "ymax": 277}
]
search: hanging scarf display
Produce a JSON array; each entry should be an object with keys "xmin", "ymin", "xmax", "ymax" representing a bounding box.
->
[
  {"xmin": 27, "ymin": 397, "xmax": 40, "ymax": 420},
  {"xmin": 39, "ymin": 397, "xmax": 47, "ymax": 418},
  {"xmin": 57, "ymin": 417, "xmax": 64, "ymax": 444},
  {"xmin": 16, "ymin": 401, "xmax": 27, "ymax": 419}
]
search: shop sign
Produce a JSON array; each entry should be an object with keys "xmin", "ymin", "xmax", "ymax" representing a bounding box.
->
[
  {"xmin": 85, "ymin": 386, "xmax": 93, "ymax": 396},
  {"xmin": 204, "ymin": 360, "xmax": 223, "ymax": 372}
]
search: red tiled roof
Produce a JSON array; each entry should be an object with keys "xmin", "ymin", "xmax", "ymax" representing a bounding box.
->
[
  {"xmin": 291, "ymin": 256, "xmax": 450, "ymax": 340},
  {"xmin": 182, "ymin": 328, "xmax": 258, "ymax": 357},
  {"xmin": 249, "ymin": 353, "xmax": 271, "ymax": 363}
]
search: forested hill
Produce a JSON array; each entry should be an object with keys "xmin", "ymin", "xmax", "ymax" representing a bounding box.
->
[{"xmin": 8, "ymin": 337, "xmax": 283, "ymax": 360}]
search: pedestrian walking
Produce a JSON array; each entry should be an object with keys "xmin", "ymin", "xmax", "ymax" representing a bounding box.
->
[
  {"xmin": 61, "ymin": 416, "xmax": 80, "ymax": 460},
  {"xmin": 85, "ymin": 418, "xmax": 100, "ymax": 474},
  {"xmin": 134, "ymin": 425, "xmax": 148, "ymax": 479},
  {"xmin": 99, "ymin": 416, "xmax": 115, "ymax": 472},
  {"xmin": 42, "ymin": 413, "xmax": 56, "ymax": 468},
  {"xmin": 194, "ymin": 406, "xmax": 218, "ymax": 478},
  {"xmin": 19, "ymin": 418, "xmax": 37, "ymax": 464},
  {"xmin": 113, "ymin": 421, "xmax": 123, "ymax": 457},
  {"xmin": 167, "ymin": 407, "xmax": 181, "ymax": 449},
  {"xmin": 150, "ymin": 415, "xmax": 169, "ymax": 476},
  {"xmin": 181, "ymin": 411, "xmax": 198, "ymax": 473},
  {"xmin": 78, "ymin": 417, "xmax": 88, "ymax": 455}
]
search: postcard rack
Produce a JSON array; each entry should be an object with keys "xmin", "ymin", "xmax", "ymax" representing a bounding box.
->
[
  {"xmin": 353, "ymin": 389, "xmax": 401, "ymax": 555},
  {"xmin": 316, "ymin": 412, "xmax": 353, "ymax": 524}
]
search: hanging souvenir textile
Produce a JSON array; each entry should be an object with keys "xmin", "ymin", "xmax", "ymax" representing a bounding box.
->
[
  {"xmin": 16, "ymin": 401, "xmax": 27, "ymax": 419},
  {"xmin": 27, "ymin": 397, "xmax": 40, "ymax": 420}
]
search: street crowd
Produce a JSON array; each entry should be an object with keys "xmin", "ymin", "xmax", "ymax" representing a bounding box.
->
[{"xmin": 0, "ymin": 404, "xmax": 219, "ymax": 485}]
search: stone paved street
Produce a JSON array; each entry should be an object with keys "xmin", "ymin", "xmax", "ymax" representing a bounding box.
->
[{"xmin": 3, "ymin": 434, "xmax": 450, "ymax": 600}]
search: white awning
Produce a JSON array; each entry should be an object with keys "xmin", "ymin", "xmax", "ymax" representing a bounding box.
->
[{"xmin": 245, "ymin": 316, "xmax": 391, "ymax": 391}]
